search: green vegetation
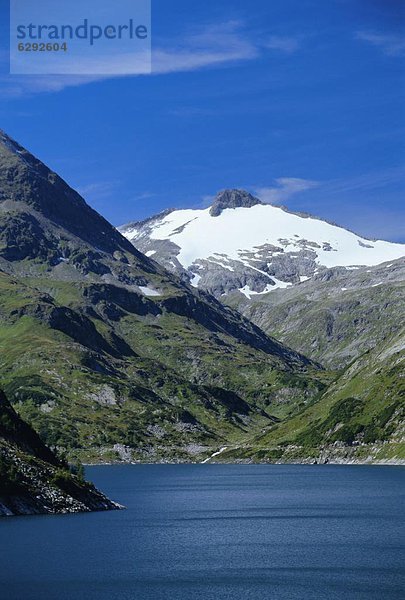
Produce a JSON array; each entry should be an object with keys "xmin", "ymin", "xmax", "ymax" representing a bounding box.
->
[
  {"xmin": 0, "ymin": 265, "xmax": 326, "ymax": 462},
  {"xmin": 221, "ymin": 327, "xmax": 405, "ymax": 463}
]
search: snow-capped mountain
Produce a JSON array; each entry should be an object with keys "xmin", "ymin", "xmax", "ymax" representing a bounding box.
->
[{"xmin": 119, "ymin": 189, "xmax": 405, "ymax": 298}]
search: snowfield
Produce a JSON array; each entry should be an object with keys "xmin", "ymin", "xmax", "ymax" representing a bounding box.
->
[{"xmin": 123, "ymin": 203, "xmax": 405, "ymax": 271}]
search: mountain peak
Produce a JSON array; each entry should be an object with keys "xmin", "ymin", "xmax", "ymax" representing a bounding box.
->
[{"xmin": 210, "ymin": 189, "xmax": 263, "ymax": 217}]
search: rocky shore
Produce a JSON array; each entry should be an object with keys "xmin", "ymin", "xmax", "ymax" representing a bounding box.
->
[{"xmin": 0, "ymin": 390, "xmax": 122, "ymax": 517}]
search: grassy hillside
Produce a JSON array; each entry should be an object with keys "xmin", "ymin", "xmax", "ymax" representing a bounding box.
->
[
  {"xmin": 0, "ymin": 269, "xmax": 325, "ymax": 462},
  {"xmin": 0, "ymin": 131, "xmax": 324, "ymax": 462},
  {"xmin": 217, "ymin": 327, "xmax": 405, "ymax": 463}
]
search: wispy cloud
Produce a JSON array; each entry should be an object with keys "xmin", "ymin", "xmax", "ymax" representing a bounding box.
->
[
  {"xmin": 133, "ymin": 192, "xmax": 157, "ymax": 201},
  {"xmin": 254, "ymin": 177, "xmax": 319, "ymax": 205},
  {"xmin": 256, "ymin": 167, "xmax": 405, "ymax": 207},
  {"xmin": 356, "ymin": 31, "xmax": 405, "ymax": 56},
  {"xmin": 264, "ymin": 35, "xmax": 301, "ymax": 54},
  {"xmin": 256, "ymin": 167, "xmax": 405, "ymax": 210},
  {"xmin": 0, "ymin": 21, "xmax": 301, "ymax": 97},
  {"xmin": 198, "ymin": 194, "xmax": 216, "ymax": 208},
  {"xmin": 77, "ymin": 180, "xmax": 119, "ymax": 201},
  {"xmin": 153, "ymin": 20, "xmax": 258, "ymax": 74},
  {"xmin": 321, "ymin": 166, "xmax": 405, "ymax": 196}
]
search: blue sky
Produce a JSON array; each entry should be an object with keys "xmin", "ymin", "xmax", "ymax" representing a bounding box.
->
[{"xmin": 0, "ymin": 0, "xmax": 404, "ymax": 241}]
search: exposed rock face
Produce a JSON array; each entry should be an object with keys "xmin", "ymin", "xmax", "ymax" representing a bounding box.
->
[
  {"xmin": 209, "ymin": 189, "xmax": 264, "ymax": 217},
  {"xmin": 0, "ymin": 390, "xmax": 121, "ymax": 517}
]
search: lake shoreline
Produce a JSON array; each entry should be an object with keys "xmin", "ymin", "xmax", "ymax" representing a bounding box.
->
[{"xmin": 83, "ymin": 458, "xmax": 405, "ymax": 466}]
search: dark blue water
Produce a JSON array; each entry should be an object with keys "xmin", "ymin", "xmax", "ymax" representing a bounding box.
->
[{"xmin": 0, "ymin": 465, "xmax": 404, "ymax": 600}]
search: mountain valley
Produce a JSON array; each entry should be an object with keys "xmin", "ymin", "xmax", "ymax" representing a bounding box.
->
[{"xmin": 0, "ymin": 132, "xmax": 403, "ymax": 468}]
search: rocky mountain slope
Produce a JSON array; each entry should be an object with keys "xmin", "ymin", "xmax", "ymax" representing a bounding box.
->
[
  {"xmin": 217, "ymin": 326, "xmax": 405, "ymax": 464},
  {"xmin": 120, "ymin": 189, "xmax": 405, "ymax": 299},
  {"xmin": 228, "ymin": 257, "xmax": 405, "ymax": 369},
  {"xmin": 0, "ymin": 131, "xmax": 324, "ymax": 463},
  {"xmin": 0, "ymin": 389, "xmax": 119, "ymax": 516}
]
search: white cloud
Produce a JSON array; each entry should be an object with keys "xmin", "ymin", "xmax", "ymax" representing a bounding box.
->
[
  {"xmin": 356, "ymin": 31, "xmax": 405, "ymax": 56},
  {"xmin": 167, "ymin": 106, "xmax": 218, "ymax": 117},
  {"xmin": 254, "ymin": 178, "xmax": 319, "ymax": 205},
  {"xmin": 199, "ymin": 194, "xmax": 216, "ymax": 208}
]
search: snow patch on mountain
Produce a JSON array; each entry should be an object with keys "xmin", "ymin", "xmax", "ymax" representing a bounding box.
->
[
  {"xmin": 140, "ymin": 204, "xmax": 403, "ymax": 269},
  {"xmin": 240, "ymin": 279, "xmax": 291, "ymax": 299},
  {"xmin": 120, "ymin": 190, "xmax": 405, "ymax": 299},
  {"xmin": 139, "ymin": 286, "xmax": 161, "ymax": 297}
]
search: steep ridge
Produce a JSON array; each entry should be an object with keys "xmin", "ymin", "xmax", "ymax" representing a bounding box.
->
[
  {"xmin": 0, "ymin": 132, "xmax": 323, "ymax": 463},
  {"xmin": 120, "ymin": 189, "xmax": 405, "ymax": 298},
  {"xmin": 0, "ymin": 389, "xmax": 120, "ymax": 516},
  {"xmin": 0, "ymin": 130, "xmax": 138, "ymax": 257}
]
